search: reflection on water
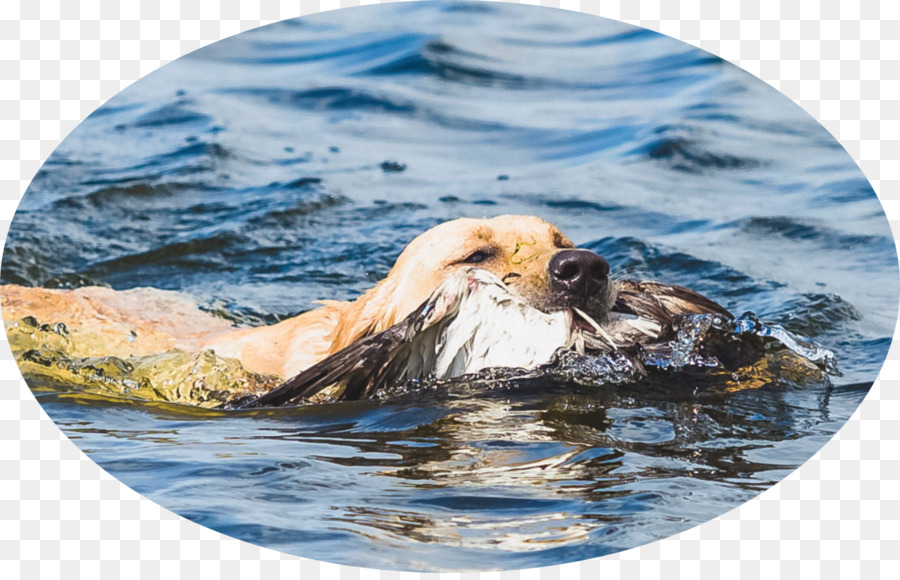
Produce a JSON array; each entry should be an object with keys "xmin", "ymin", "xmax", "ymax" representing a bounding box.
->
[
  {"xmin": 5, "ymin": 1, "xmax": 896, "ymax": 572},
  {"xmin": 39, "ymin": 370, "xmax": 851, "ymax": 569}
]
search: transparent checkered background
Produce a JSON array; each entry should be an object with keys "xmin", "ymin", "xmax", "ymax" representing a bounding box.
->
[{"xmin": 1, "ymin": 1, "xmax": 898, "ymax": 578}]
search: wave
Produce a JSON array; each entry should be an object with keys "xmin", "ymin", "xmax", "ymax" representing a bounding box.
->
[
  {"xmin": 762, "ymin": 293, "xmax": 863, "ymax": 336},
  {"xmin": 51, "ymin": 182, "xmax": 207, "ymax": 211},
  {"xmin": 360, "ymin": 39, "xmax": 535, "ymax": 89},
  {"xmin": 131, "ymin": 101, "xmax": 212, "ymax": 129},
  {"xmin": 221, "ymin": 86, "xmax": 418, "ymax": 114},
  {"xmin": 586, "ymin": 236, "xmax": 755, "ymax": 284},
  {"xmin": 630, "ymin": 125, "xmax": 762, "ymax": 173},
  {"xmin": 735, "ymin": 216, "xmax": 893, "ymax": 252}
]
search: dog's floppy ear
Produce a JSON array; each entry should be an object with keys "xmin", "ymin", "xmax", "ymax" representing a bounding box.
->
[
  {"xmin": 613, "ymin": 280, "xmax": 732, "ymax": 321},
  {"xmin": 324, "ymin": 275, "xmax": 407, "ymax": 354}
]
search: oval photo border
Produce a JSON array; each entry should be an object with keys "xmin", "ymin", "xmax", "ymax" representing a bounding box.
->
[{"xmin": 2, "ymin": 2, "xmax": 895, "ymax": 578}]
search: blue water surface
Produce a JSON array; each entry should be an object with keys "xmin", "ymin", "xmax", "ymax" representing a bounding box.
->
[{"xmin": 4, "ymin": 2, "xmax": 897, "ymax": 571}]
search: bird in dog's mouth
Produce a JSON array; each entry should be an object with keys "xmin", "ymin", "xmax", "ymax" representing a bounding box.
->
[
  {"xmin": 236, "ymin": 266, "xmax": 741, "ymax": 407},
  {"xmin": 3, "ymin": 214, "xmax": 834, "ymax": 409}
]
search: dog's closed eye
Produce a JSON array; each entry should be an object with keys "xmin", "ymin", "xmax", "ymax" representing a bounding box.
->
[{"xmin": 459, "ymin": 249, "xmax": 493, "ymax": 264}]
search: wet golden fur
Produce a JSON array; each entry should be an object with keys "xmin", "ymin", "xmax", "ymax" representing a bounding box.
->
[{"xmin": 2, "ymin": 215, "xmax": 581, "ymax": 379}]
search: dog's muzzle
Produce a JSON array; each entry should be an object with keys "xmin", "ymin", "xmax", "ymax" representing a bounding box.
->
[{"xmin": 548, "ymin": 249, "xmax": 611, "ymax": 315}]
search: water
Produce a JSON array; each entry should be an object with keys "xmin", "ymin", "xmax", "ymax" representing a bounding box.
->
[{"xmin": 3, "ymin": 2, "xmax": 897, "ymax": 571}]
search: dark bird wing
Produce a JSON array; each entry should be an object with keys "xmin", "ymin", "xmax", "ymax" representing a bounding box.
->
[
  {"xmin": 236, "ymin": 323, "xmax": 414, "ymax": 407},
  {"xmin": 613, "ymin": 280, "xmax": 732, "ymax": 321},
  {"xmin": 234, "ymin": 277, "xmax": 465, "ymax": 408}
]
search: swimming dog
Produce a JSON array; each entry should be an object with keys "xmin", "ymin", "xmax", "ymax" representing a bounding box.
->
[{"xmin": 1, "ymin": 215, "xmax": 731, "ymax": 404}]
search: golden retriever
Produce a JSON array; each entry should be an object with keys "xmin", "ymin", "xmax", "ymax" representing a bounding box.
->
[{"xmin": 2, "ymin": 215, "xmax": 730, "ymax": 403}]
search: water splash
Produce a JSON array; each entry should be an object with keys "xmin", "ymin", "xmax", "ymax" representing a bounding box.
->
[
  {"xmin": 545, "ymin": 312, "xmax": 837, "ymax": 390},
  {"xmin": 726, "ymin": 312, "xmax": 838, "ymax": 372}
]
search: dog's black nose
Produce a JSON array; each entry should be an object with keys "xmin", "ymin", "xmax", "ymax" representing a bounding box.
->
[{"xmin": 549, "ymin": 249, "xmax": 609, "ymax": 296}]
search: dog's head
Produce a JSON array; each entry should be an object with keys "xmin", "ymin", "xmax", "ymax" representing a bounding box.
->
[{"xmin": 329, "ymin": 215, "xmax": 615, "ymax": 352}]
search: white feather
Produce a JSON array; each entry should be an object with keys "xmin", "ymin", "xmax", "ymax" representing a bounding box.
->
[
  {"xmin": 425, "ymin": 269, "xmax": 572, "ymax": 378},
  {"xmin": 404, "ymin": 268, "xmax": 663, "ymax": 379}
]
